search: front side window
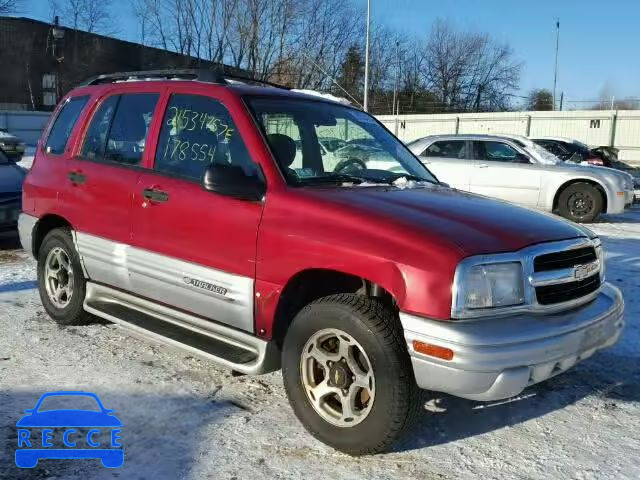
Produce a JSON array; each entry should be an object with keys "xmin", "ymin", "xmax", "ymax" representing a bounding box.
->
[
  {"xmin": 155, "ymin": 94, "xmax": 258, "ymax": 181},
  {"xmin": 44, "ymin": 96, "xmax": 89, "ymax": 155},
  {"xmin": 422, "ymin": 140, "xmax": 467, "ymax": 160},
  {"xmin": 247, "ymin": 97, "xmax": 436, "ymax": 185},
  {"xmin": 475, "ymin": 141, "xmax": 521, "ymax": 163},
  {"xmin": 81, "ymin": 93, "xmax": 158, "ymax": 165}
]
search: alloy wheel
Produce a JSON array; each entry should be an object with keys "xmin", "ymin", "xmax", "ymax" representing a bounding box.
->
[
  {"xmin": 44, "ymin": 247, "xmax": 74, "ymax": 309},
  {"xmin": 300, "ymin": 328, "xmax": 375, "ymax": 427}
]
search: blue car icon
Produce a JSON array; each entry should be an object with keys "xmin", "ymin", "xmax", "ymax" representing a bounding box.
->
[{"xmin": 15, "ymin": 391, "xmax": 123, "ymax": 468}]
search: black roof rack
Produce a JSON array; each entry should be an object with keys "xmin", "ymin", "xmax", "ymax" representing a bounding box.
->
[{"xmin": 79, "ymin": 69, "xmax": 289, "ymax": 89}]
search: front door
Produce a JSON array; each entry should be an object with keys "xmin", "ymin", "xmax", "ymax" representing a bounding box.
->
[
  {"xmin": 129, "ymin": 91, "xmax": 264, "ymax": 332},
  {"xmin": 469, "ymin": 140, "xmax": 542, "ymax": 207}
]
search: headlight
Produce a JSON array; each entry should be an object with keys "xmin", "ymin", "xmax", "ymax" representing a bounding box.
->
[{"xmin": 458, "ymin": 262, "xmax": 525, "ymax": 310}]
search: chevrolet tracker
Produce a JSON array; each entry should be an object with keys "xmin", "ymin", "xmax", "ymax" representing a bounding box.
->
[{"xmin": 19, "ymin": 70, "xmax": 624, "ymax": 455}]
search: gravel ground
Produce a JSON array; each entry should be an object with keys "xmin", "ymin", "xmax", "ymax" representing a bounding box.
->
[{"xmin": 0, "ymin": 209, "xmax": 639, "ymax": 480}]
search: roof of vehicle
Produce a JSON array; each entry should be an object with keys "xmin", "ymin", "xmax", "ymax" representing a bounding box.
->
[
  {"xmin": 530, "ymin": 136, "xmax": 581, "ymax": 143},
  {"xmin": 408, "ymin": 133, "xmax": 531, "ymax": 145},
  {"xmin": 70, "ymin": 69, "xmax": 348, "ymax": 106}
]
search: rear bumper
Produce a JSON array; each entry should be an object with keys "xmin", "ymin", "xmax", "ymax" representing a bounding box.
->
[
  {"xmin": 0, "ymin": 202, "xmax": 21, "ymax": 232},
  {"xmin": 18, "ymin": 212, "xmax": 37, "ymax": 254},
  {"xmin": 401, "ymin": 283, "xmax": 624, "ymax": 401}
]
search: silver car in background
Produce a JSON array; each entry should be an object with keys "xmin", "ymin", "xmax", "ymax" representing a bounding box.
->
[{"xmin": 407, "ymin": 134, "xmax": 633, "ymax": 223}]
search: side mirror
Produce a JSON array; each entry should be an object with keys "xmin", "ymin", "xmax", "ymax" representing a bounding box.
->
[
  {"xmin": 516, "ymin": 153, "xmax": 531, "ymax": 164},
  {"xmin": 203, "ymin": 164, "xmax": 265, "ymax": 201}
]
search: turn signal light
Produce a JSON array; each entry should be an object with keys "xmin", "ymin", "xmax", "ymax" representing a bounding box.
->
[{"xmin": 412, "ymin": 340, "xmax": 454, "ymax": 360}]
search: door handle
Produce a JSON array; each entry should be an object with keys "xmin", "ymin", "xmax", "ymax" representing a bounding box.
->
[
  {"xmin": 142, "ymin": 188, "xmax": 169, "ymax": 203},
  {"xmin": 67, "ymin": 171, "xmax": 86, "ymax": 185},
  {"xmin": 477, "ymin": 163, "xmax": 489, "ymax": 168}
]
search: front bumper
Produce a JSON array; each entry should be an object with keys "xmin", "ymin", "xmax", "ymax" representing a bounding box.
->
[
  {"xmin": 401, "ymin": 283, "xmax": 624, "ymax": 401},
  {"xmin": 609, "ymin": 189, "xmax": 633, "ymax": 213}
]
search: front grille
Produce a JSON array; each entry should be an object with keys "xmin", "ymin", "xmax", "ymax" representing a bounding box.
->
[
  {"xmin": 536, "ymin": 275, "xmax": 601, "ymax": 305},
  {"xmin": 534, "ymin": 246, "xmax": 597, "ymax": 272}
]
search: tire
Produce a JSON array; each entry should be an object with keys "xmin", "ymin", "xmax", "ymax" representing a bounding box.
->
[
  {"xmin": 557, "ymin": 182, "xmax": 603, "ymax": 223},
  {"xmin": 37, "ymin": 228, "xmax": 93, "ymax": 326},
  {"xmin": 282, "ymin": 294, "xmax": 420, "ymax": 455}
]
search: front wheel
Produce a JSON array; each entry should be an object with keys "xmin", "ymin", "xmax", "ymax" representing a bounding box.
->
[
  {"xmin": 557, "ymin": 182, "xmax": 604, "ymax": 223},
  {"xmin": 282, "ymin": 294, "xmax": 419, "ymax": 455}
]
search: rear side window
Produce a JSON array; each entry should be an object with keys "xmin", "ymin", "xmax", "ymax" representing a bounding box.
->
[
  {"xmin": 422, "ymin": 140, "xmax": 467, "ymax": 160},
  {"xmin": 81, "ymin": 96, "xmax": 119, "ymax": 160},
  {"xmin": 475, "ymin": 141, "xmax": 519, "ymax": 162},
  {"xmin": 81, "ymin": 93, "xmax": 159, "ymax": 166},
  {"xmin": 44, "ymin": 96, "xmax": 89, "ymax": 155},
  {"xmin": 154, "ymin": 94, "xmax": 258, "ymax": 181}
]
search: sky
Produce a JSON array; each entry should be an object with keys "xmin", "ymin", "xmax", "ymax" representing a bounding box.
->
[{"xmin": 20, "ymin": 0, "xmax": 640, "ymax": 103}]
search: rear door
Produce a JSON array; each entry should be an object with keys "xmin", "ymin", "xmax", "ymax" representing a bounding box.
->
[
  {"xmin": 469, "ymin": 140, "xmax": 542, "ymax": 207},
  {"xmin": 26, "ymin": 95, "xmax": 89, "ymax": 217},
  {"xmin": 417, "ymin": 140, "xmax": 472, "ymax": 190},
  {"xmin": 62, "ymin": 91, "xmax": 161, "ymax": 288},
  {"xmin": 129, "ymin": 89, "xmax": 264, "ymax": 332}
]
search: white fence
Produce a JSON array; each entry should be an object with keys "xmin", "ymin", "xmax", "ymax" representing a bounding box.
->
[
  {"xmin": 377, "ymin": 110, "xmax": 640, "ymax": 166},
  {"xmin": 0, "ymin": 110, "xmax": 51, "ymax": 145}
]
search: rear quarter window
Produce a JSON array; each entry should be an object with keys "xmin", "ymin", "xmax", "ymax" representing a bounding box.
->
[{"xmin": 44, "ymin": 96, "xmax": 90, "ymax": 155}]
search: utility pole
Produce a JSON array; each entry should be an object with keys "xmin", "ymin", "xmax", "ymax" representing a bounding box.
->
[
  {"xmin": 553, "ymin": 19, "xmax": 560, "ymax": 110},
  {"xmin": 559, "ymin": 91, "xmax": 564, "ymax": 111},
  {"xmin": 393, "ymin": 40, "xmax": 399, "ymax": 134},
  {"xmin": 363, "ymin": 0, "xmax": 371, "ymax": 112}
]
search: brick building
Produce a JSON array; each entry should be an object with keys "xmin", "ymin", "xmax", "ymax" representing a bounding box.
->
[{"xmin": 0, "ymin": 16, "xmax": 235, "ymax": 111}]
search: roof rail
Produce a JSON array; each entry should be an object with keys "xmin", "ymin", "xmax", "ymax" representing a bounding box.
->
[
  {"xmin": 79, "ymin": 69, "xmax": 224, "ymax": 86},
  {"xmin": 79, "ymin": 69, "xmax": 289, "ymax": 89}
]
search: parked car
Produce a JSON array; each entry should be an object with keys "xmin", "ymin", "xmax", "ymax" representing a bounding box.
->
[
  {"xmin": 0, "ymin": 149, "xmax": 26, "ymax": 236},
  {"xmin": 0, "ymin": 127, "xmax": 26, "ymax": 161},
  {"xmin": 19, "ymin": 70, "xmax": 624, "ymax": 455},
  {"xmin": 531, "ymin": 137, "xmax": 640, "ymax": 197},
  {"xmin": 407, "ymin": 134, "xmax": 634, "ymax": 223}
]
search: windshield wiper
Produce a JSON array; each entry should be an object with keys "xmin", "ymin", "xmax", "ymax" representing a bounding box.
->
[{"xmin": 295, "ymin": 174, "xmax": 367, "ymax": 185}]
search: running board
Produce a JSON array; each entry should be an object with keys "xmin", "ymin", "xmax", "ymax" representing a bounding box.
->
[{"xmin": 84, "ymin": 282, "xmax": 280, "ymax": 374}]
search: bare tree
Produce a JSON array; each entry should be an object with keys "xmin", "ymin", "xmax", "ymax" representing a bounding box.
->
[
  {"xmin": 0, "ymin": 0, "xmax": 19, "ymax": 14},
  {"xmin": 527, "ymin": 88, "xmax": 553, "ymax": 111},
  {"xmin": 424, "ymin": 19, "xmax": 521, "ymax": 112},
  {"xmin": 50, "ymin": 0, "xmax": 118, "ymax": 35}
]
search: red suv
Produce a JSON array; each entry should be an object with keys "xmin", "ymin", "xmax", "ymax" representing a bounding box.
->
[{"xmin": 19, "ymin": 70, "xmax": 624, "ymax": 455}]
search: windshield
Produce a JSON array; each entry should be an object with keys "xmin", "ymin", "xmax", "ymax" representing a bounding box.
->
[{"xmin": 246, "ymin": 97, "xmax": 438, "ymax": 186}]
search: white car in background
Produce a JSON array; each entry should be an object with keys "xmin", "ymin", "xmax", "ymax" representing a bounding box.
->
[{"xmin": 407, "ymin": 134, "xmax": 634, "ymax": 223}]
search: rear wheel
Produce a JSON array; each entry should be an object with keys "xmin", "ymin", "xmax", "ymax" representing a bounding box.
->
[
  {"xmin": 37, "ymin": 228, "xmax": 93, "ymax": 326},
  {"xmin": 557, "ymin": 182, "xmax": 603, "ymax": 223},
  {"xmin": 282, "ymin": 294, "xmax": 419, "ymax": 455}
]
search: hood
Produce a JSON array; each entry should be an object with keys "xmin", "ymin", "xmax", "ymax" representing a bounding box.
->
[
  {"xmin": 16, "ymin": 409, "xmax": 123, "ymax": 427},
  {"xmin": 0, "ymin": 163, "xmax": 26, "ymax": 193},
  {"xmin": 557, "ymin": 162, "xmax": 631, "ymax": 185},
  {"xmin": 300, "ymin": 185, "xmax": 591, "ymax": 256}
]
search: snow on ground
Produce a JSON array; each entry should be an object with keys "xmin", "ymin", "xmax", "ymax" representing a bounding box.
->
[{"xmin": 0, "ymin": 210, "xmax": 639, "ymax": 480}]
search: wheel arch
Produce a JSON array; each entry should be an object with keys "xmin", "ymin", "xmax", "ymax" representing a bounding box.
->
[
  {"xmin": 31, "ymin": 214, "xmax": 73, "ymax": 258},
  {"xmin": 552, "ymin": 178, "xmax": 608, "ymax": 214},
  {"xmin": 270, "ymin": 268, "xmax": 400, "ymax": 348}
]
